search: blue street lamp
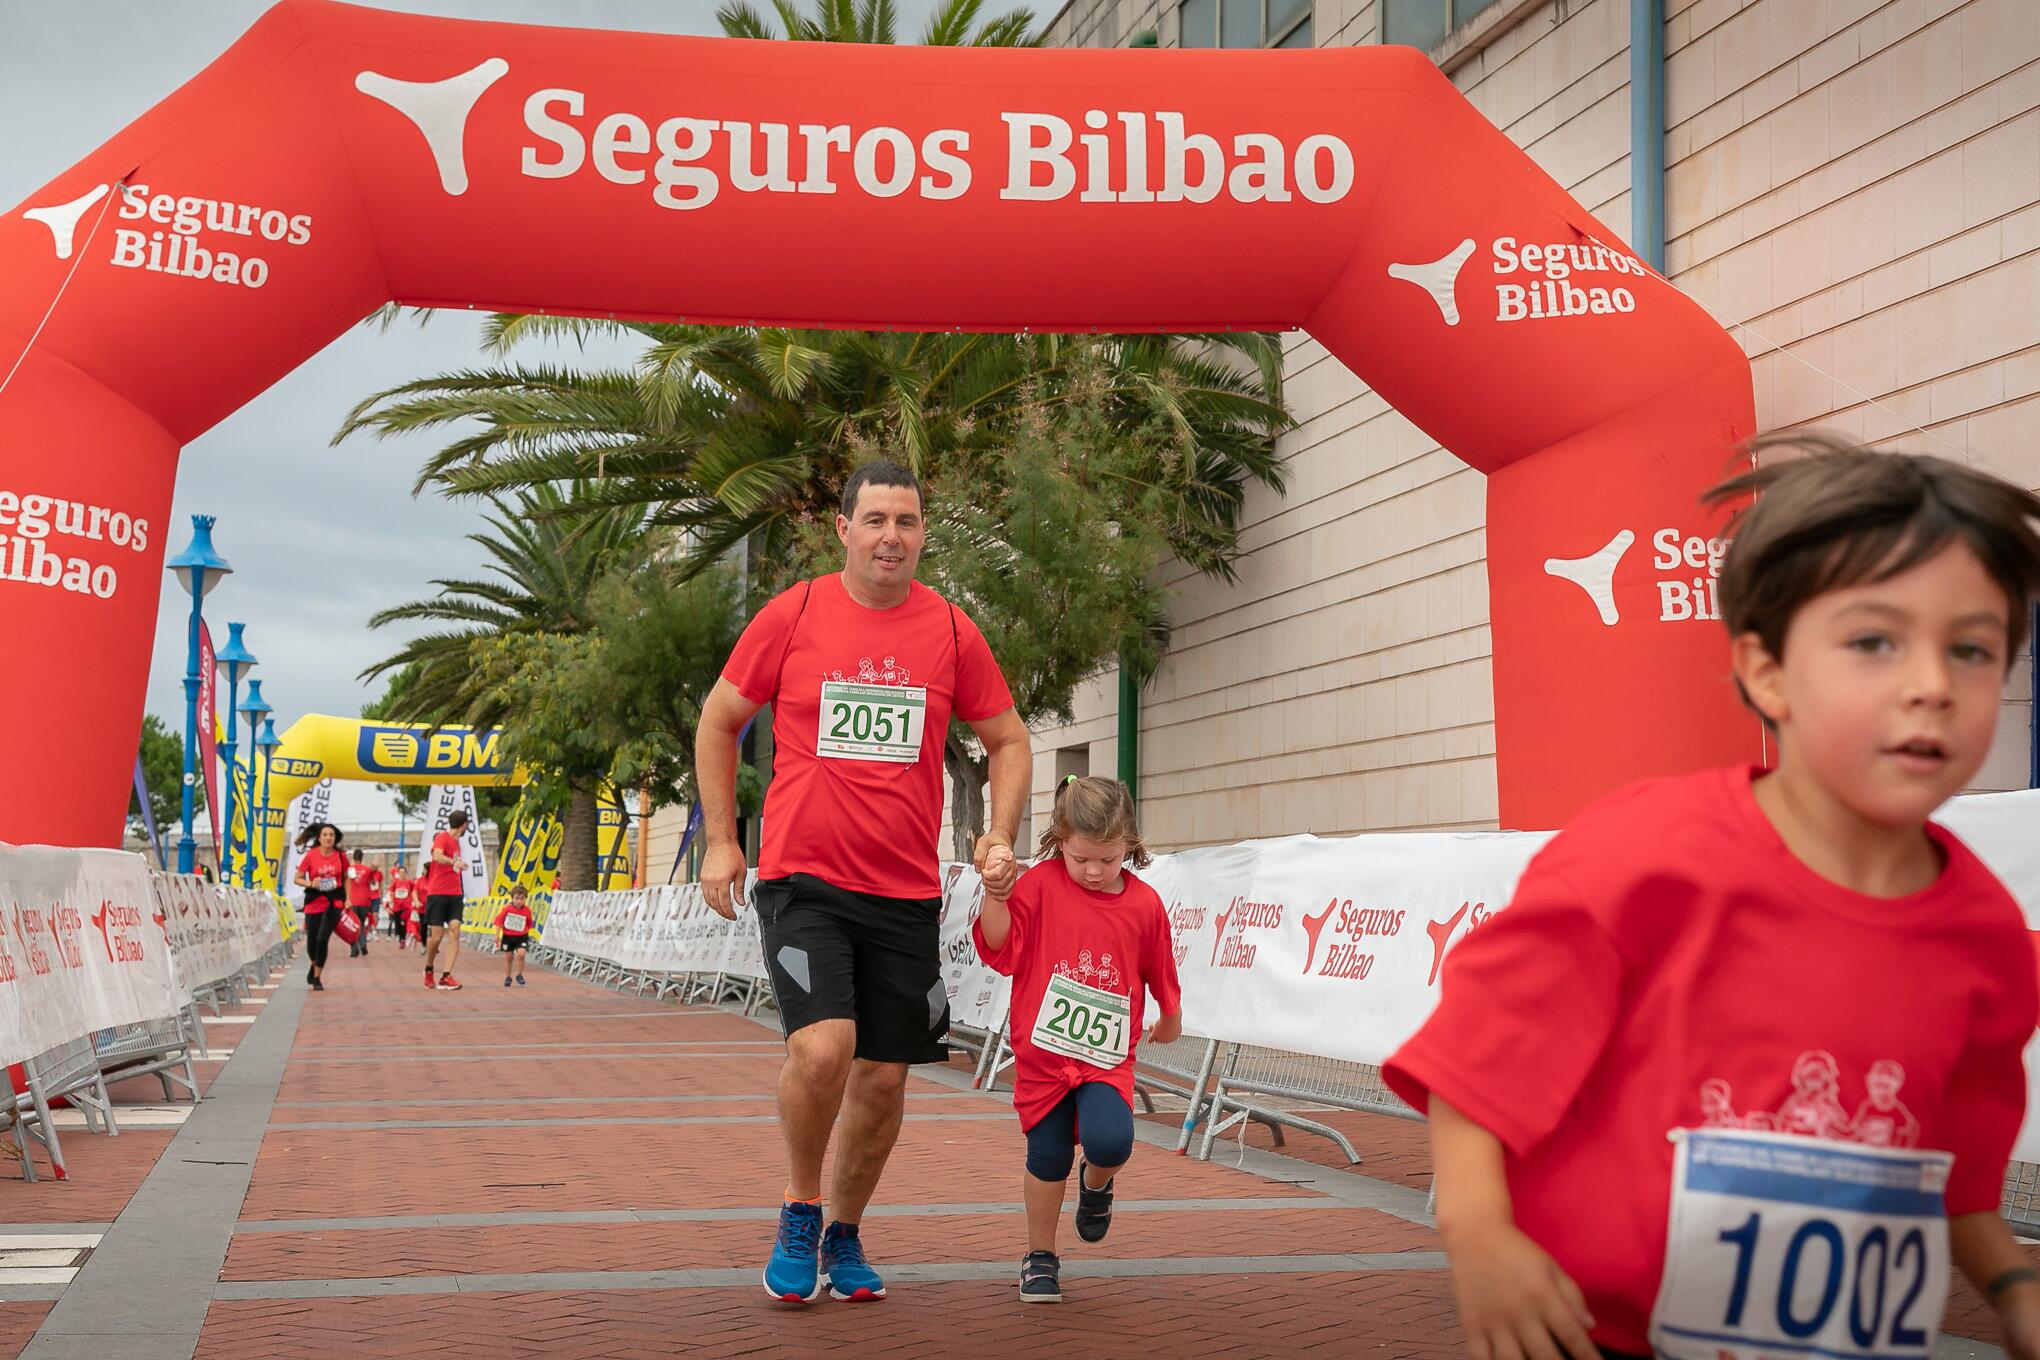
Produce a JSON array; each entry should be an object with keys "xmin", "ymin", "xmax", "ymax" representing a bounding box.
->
[
  {"xmin": 254, "ymin": 717, "xmax": 283, "ymax": 887},
  {"xmin": 166, "ymin": 516, "xmax": 231, "ymax": 875},
  {"xmin": 215, "ymin": 623, "xmax": 256, "ymax": 884},
  {"xmin": 238, "ymin": 679, "xmax": 274, "ymax": 888}
]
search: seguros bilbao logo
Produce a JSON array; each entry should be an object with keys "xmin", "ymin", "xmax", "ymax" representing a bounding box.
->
[
  {"xmin": 1299, "ymin": 897, "xmax": 1404, "ymax": 981},
  {"xmin": 1543, "ymin": 527, "xmax": 1728, "ymax": 628},
  {"xmin": 1388, "ymin": 236, "xmax": 1645, "ymax": 327},
  {"xmin": 351, "ymin": 56, "xmax": 1363, "ymax": 211}
]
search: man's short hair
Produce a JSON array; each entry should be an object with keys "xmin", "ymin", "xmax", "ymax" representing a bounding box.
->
[
  {"xmin": 1706, "ymin": 431, "xmax": 2040, "ymax": 682},
  {"xmin": 840, "ymin": 460, "xmax": 923, "ymax": 520},
  {"xmin": 447, "ymin": 809, "xmax": 469, "ymax": 829}
]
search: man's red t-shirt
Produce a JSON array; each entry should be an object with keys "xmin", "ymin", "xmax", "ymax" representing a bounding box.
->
[
  {"xmin": 366, "ymin": 867, "xmax": 385, "ymax": 899},
  {"xmin": 1383, "ymin": 765, "xmax": 2037, "ymax": 1355},
  {"xmin": 972, "ymin": 861, "xmax": 1182, "ymax": 1130},
  {"xmin": 345, "ymin": 863, "xmax": 374, "ymax": 908},
  {"xmin": 722, "ymin": 574, "xmax": 1014, "ymax": 899},
  {"xmin": 424, "ymin": 830, "xmax": 463, "ymax": 896},
  {"xmin": 296, "ymin": 848, "xmax": 347, "ymax": 915}
]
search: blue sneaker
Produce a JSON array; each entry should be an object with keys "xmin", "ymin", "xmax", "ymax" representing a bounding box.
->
[
  {"xmin": 821, "ymin": 1221, "xmax": 886, "ymax": 1301},
  {"xmin": 763, "ymin": 1200, "xmax": 825, "ymax": 1303}
]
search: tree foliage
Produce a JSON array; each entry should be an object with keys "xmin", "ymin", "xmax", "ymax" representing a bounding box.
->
[{"xmin": 130, "ymin": 712, "xmax": 203, "ymax": 859}]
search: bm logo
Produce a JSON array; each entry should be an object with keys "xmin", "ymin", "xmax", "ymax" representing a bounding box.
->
[
  {"xmin": 358, "ymin": 726, "xmax": 505, "ymax": 776},
  {"xmin": 271, "ymin": 757, "xmax": 324, "ymax": 780}
]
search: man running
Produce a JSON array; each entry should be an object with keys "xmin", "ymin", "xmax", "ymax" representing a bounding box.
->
[
  {"xmin": 698, "ymin": 460, "xmax": 1030, "ymax": 1305},
  {"xmin": 421, "ymin": 809, "xmax": 468, "ymax": 991}
]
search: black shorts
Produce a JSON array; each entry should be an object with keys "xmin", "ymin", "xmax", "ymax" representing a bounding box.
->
[
  {"xmin": 501, "ymin": 934, "xmax": 529, "ymax": 952},
  {"xmin": 755, "ymin": 874, "xmax": 948, "ymax": 1065},
  {"xmin": 424, "ymin": 894, "xmax": 464, "ymax": 929}
]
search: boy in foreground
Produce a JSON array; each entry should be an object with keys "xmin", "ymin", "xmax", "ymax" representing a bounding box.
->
[{"xmin": 1387, "ymin": 435, "xmax": 2040, "ymax": 1360}]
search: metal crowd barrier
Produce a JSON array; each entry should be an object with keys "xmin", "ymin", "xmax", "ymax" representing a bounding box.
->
[{"xmin": 531, "ymin": 896, "xmax": 2040, "ymax": 1233}]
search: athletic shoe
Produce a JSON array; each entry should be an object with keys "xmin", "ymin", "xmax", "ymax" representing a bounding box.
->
[
  {"xmin": 1019, "ymin": 1250, "xmax": 1061, "ymax": 1303},
  {"xmin": 763, "ymin": 1200, "xmax": 825, "ymax": 1303},
  {"xmin": 1074, "ymin": 1161, "xmax": 1115, "ymax": 1243},
  {"xmin": 423, "ymin": 969, "xmax": 435, "ymax": 990},
  {"xmin": 437, "ymin": 974, "xmax": 462, "ymax": 991},
  {"xmin": 504, "ymin": 977, "xmax": 513, "ymax": 987},
  {"xmin": 821, "ymin": 1222, "xmax": 886, "ymax": 1301},
  {"xmin": 516, "ymin": 975, "xmax": 526, "ymax": 986},
  {"xmin": 309, "ymin": 977, "xmax": 324, "ymax": 992}
]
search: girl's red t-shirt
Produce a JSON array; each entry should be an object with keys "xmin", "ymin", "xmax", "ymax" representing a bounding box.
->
[
  {"xmin": 1383, "ymin": 765, "xmax": 2038, "ymax": 1355},
  {"xmin": 972, "ymin": 861, "xmax": 1183, "ymax": 1130},
  {"xmin": 296, "ymin": 848, "xmax": 348, "ymax": 914}
]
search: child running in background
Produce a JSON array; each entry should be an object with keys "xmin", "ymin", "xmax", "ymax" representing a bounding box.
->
[
  {"xmin": 973, "ymin": 775, "xmax": 1182, "ymax": 1305},
  {"xmin": 496, "ymin": 885, "xmax": 535, "ymax": 987},
  {"xmin": 1385, "ymin": 435, "xmax": 2040, "ymax": 1360},
  {"xmin": 388, "ymin": 865, "xmax": 413, "ymax": 946}
]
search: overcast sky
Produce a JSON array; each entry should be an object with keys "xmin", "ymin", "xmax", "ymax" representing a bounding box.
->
[{"xmin": 3, "ymin": 0, "xmax": 949, "ymax": 825}]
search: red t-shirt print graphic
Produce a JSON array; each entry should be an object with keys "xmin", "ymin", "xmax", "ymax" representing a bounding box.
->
[{"xmin": 720, "ymin": 573, "xmax": 1013, "ymax": 899}]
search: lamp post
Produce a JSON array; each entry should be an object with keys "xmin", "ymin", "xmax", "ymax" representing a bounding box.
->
[
  {"xmin": 239, "ymin": 680, "xmax": 274, "ymax": 887},
  {"xmin": 255, "ymin": 717, "xmax": 283, "ymax": 887},
  {"xmin": 166, "ymin": 516, "xmax": 232, "ymax": 875},
  {"xmin": 214, "ymin": 623, "xmax": 256, "ymax": 883}
]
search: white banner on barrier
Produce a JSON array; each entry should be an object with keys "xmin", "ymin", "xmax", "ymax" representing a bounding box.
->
[
  {"xmin": 531, "ymin": 785, "xmax": 2040, "ymax": 1161},
  {"xmin": 0, "ymin": 844, "xmax": 183, "ymax": 1068}
]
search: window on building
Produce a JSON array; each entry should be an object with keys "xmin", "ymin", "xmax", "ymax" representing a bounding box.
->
[
  {"xmin": 1382, "ymin": 0, "xmax": 1503, "ymax": 51},
  {"xmin": 1055, "ymin": 745, "xmax": 1090, "ymax": 784},
  {"xmin": 1179, "ymin": 0, "xmax": 1313, "ymax": 49}
]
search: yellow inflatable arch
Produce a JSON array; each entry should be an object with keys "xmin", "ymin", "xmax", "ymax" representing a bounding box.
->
[{"xmin": 222, "ymin": 716, "xmax": 632, "ymax": 934}]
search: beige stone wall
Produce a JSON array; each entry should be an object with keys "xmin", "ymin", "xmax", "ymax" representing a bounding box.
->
[{"xmin": 1027, "ymin": 0, "xmax": 2040, "ymax": 849}]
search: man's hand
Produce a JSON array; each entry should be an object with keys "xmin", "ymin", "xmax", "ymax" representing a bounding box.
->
[
  {"xmin": 700, "ymin": 841, "xmax": 748, "ymax": 921},
  {"xmin": 974, "ymin": 833, "xmax": 1018, "ymax": 900},
  {"xmin": 1444, "ymin": 1219, "xmax": 1596, "ymax": 1360},
  {"xmin": 1146, "ymin": 1012, "xmax": 1182, "ymax": 1045}
]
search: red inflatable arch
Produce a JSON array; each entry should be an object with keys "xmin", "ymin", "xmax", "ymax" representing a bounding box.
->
[{"xmin": 0, "ymin": 0, "xmax": 1757, "ymax": 848}]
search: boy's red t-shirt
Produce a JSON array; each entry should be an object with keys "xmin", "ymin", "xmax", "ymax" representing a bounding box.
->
[
  {"xmin": 495, "ymin": 900, "xmax": 535, "ymax": 937},
  {"xmin": 423, "ymin": 830, "xmax": 463, "ymax": 896},
  {"xmin": 721, "ymin": 574, "xmax": 1014, "ymax": 899},
  {"xmin": 296, "ymin": 848, "xmax": 347, "ymax": 914},
  {"xmin": 1383, "ymin": 765, "xmax": 2038, "ymax": 1355},
  {"xmin": 972, "ymin": 861, "xmax": 1183, "ymax": 1131}
]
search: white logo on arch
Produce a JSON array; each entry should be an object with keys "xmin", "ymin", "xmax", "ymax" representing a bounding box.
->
[
  {"xmin": 23, "ymin": 184, "xmax": 110, "ymax": 260},
  {"xmin": 1544, "ymin": 529, "xmax": 1633, "ymax": 626},
  {"xmin": 1387, "ymin": 238, "xmax": 1475, "ymax": 326},
  {"xmin": 355, "ymin": 58, "xmax": 509, "ymax": 196}
]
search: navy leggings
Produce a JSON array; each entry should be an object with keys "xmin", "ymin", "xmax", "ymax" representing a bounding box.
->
[{"xmin": 1024, "ymin": 1082, "xmax": 1135, "ymax": 1182}]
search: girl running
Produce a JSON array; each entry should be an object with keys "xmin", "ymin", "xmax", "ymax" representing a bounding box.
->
[
  {"xmin": 973, "ymin": 775, "xmax": 1182, "ymax": 1304},
  {"xmin": 291, "ymin": 822, "xmax": 347, "ymax": 992}
]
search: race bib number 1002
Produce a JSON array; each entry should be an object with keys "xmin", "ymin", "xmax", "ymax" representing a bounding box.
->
[
  {"xmin": 817, "ymin": 681, "xmax": 926, "ymax": 764},
  {"xmin": 1650, "ymin": 1128, "xmax": 1952, "ymax": 1360}
]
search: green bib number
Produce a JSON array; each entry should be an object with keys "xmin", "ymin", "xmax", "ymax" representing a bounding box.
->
[
  {"xmin": 817, "ymin": 681, "xmax": 926, "ymax": 764},
  {"xmin": 1031, "ymin": 972, "xmax": 1132, "ymax": 1070}
]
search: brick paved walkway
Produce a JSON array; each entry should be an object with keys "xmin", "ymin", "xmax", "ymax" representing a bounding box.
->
[{"xmin": 0, "ymin": 941, "xmax": 2021, "ymax": 1357}]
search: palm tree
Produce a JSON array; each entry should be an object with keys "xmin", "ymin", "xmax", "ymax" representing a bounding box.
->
[
  {"xmin": 362, "ymin": 483, "xmax": 649, "ymax": 886},
  {"xmin": 716, "ymin": 0, "xmax": 1039, "ymax": 47},
  {"xmin": 338, "ymin": 322, "xmax": 1290, "ymax": 599}
]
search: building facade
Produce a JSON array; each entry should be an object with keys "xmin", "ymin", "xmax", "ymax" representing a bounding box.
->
[{"xmin": 1021, "ymin": 0, "xmax": 2040, "ymax": 850}]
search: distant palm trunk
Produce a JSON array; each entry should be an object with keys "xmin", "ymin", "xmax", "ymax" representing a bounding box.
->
[{"xmin": 558, "ymin": 784, "xmax": 600, "ymax": 890}]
